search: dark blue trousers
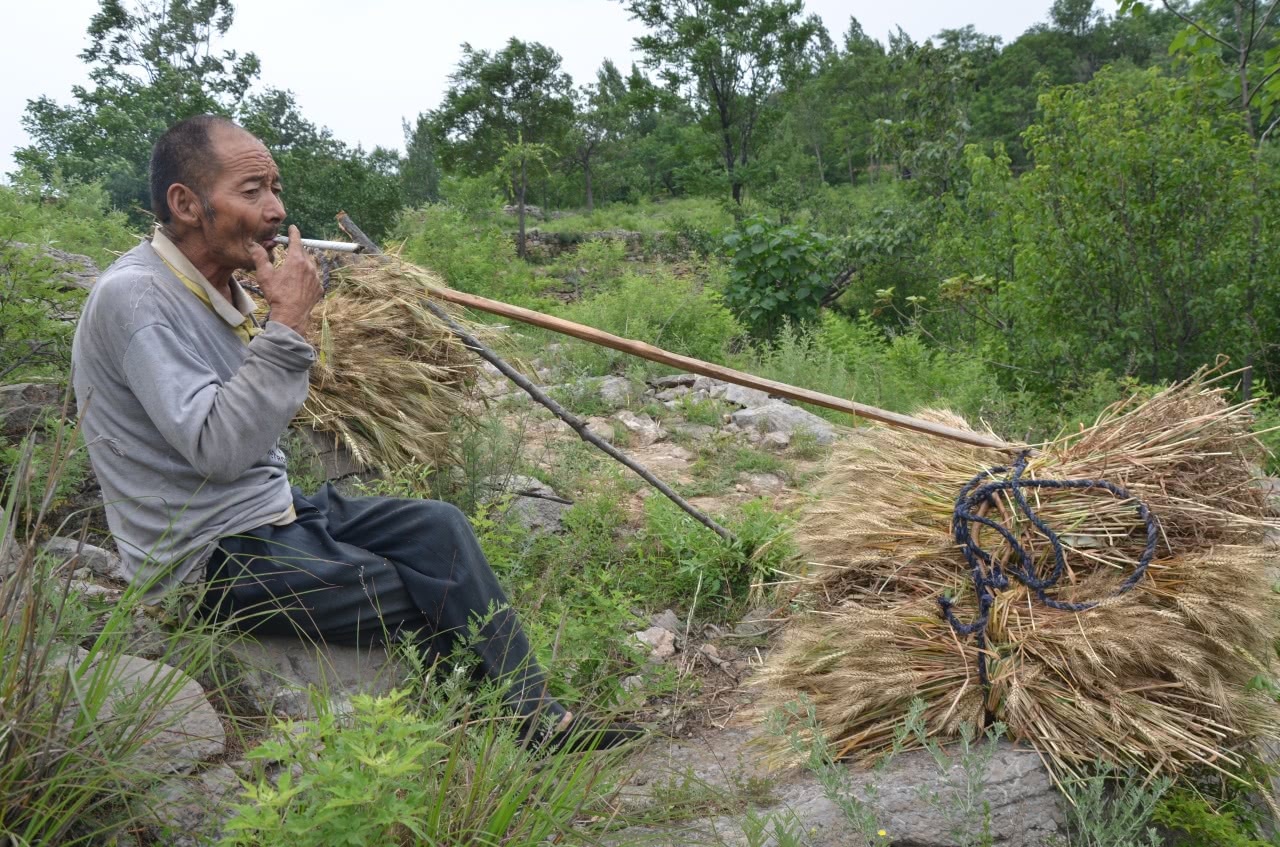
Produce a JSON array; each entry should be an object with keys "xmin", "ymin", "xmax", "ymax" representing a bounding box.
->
[{"xmin": 204, "ymin": 483, "xmax": 556, "ymax": 719}]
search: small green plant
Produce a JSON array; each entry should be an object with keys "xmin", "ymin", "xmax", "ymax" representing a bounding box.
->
[
  {"xmin": 767, "ymin": 696, "xmax": 886, "ymax": 845},
  {"xmin": 674, "ymin": 395, "xmax": 730, "ymax": 427},
  {"xmin": 556, "ymin": 237, "xmax": 628, "ymax": 298},
  {"xmin": 787, "ymin": 430, "xmax": 826, "ymax": 460},
  {"xmin": 1053, "ymin": 763, "xmax": 1171, "ymax": 847},
  {"xmin": 558, "ymin": 270, "xmax": 743, "ymax": 376},
  {"xmin": 218, "ymin": 684, "xmax": 623, "ymax": 847},
  {"xmin": 637, "ymin": 497, "xmax": 794, "ymax": 620},
  {"xmin": 893, "ymin": 699, "xmax": 1003, "ymax": 847},
  {"xmin": 722, "ymin": 216, "xmax": 836, "ymax": 340},
  {"xmin": 1149, "ymin": 787, "xmax": 1271, "ymax": 847}
]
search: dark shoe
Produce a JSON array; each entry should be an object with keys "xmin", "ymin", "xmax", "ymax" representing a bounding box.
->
[{"xmin": 528, "ymin": 714, "xmax": 645, "ymax": 754}]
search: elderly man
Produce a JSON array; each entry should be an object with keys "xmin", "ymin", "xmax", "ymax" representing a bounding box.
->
[{"xmin": 72, "ymin": 114, "xmax": 632, "ymax": 751}]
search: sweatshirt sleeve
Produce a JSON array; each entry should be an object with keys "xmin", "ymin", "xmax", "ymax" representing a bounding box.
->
[{"xmin": 122, "ymin": 321, "xmax": 315, "ymax": 484}]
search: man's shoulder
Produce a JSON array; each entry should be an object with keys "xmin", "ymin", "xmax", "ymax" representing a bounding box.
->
[
  {"xmin": 87, "ymin": 242, "xmax": 186, "ymax": 318},
  {"xmin": 94, "ymin": 241, "xmax": 167, "ymax": 293}
]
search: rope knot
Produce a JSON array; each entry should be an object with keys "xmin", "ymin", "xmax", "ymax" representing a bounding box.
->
[{"xmin": 944, "ymin": 451, "xmax": 1159, "ymax": 686}]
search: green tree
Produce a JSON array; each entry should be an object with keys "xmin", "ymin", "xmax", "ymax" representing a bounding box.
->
[
  {"xmin": 623, "ymin": 0, "xmax": 825, "ymax": 203},
  {"xmin": 429, "ymin": 38, "xmax": 575, "ymax": 212},
  {"xmin": 239, "ymin": 89, "xmax": 404, "ymax": 240},
  {"xmin": 496, "ymin": 134, "xmax": 556, "ymax": 258},
  {"xmin": 969, "ymin": 68, "xmax": 1279, "ymax": 390},
  {"xmin": 401, "ymin": 113, "xmax": 442, "ymax": 207},
  {"xmin": 570, "ymin": 60, "xmax": 631, "ymax": 211},
  {"xmin": 871, "ymin": 31, "xmax": 981, "ymax": 198},
  {"xmin": 16, "ymin": 0, "xmax": 260, "ymax": 218},
  {"xmin": 1121, "ymin": 0, "xmax": 1280, "ymax": 141}
]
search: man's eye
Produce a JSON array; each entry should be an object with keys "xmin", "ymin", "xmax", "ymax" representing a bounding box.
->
[{"xmin": 243, "ymin": 188, "xmax": 260, "ymax": 198}]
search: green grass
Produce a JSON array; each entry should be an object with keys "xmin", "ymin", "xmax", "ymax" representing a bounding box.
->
[
  {"xmin": 0, "ymin": 434, "xmax": 247, "ymax": 845},
  {"xmin": 534, "ymin": 197, "xmax": 733, "ymax": 238}
]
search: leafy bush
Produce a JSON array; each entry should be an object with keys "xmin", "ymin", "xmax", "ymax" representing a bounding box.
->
[
  {"xmin": 1, "ymin": 172, "xmax": 137, "ymax": 266},
  {"xmin": 219, "ymin": 687, "xmax": 622, "ymax": 847},
  {"xmin": 538, "ymin": 197, "xmax": 732, "ymax": 237},
  {"xmin": 550, "ymin": 237, "xmax": 628, "ymax": 298},
  {"xmin": 0, "ymin": 178, "xmax": 136, "ymax": 382},
  {"xmin": 1150, "ymin": 788, "xmax": 1274, "ymax": 847},
  {"xmin": 637, "ymin": 496, "xmax": 794, "ymax": 616},
  {"xmin": 723, "ymin": 216, "xmax": 836, "ymax": 339}
]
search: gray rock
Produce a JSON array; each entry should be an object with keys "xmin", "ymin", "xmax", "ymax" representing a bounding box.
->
[
  {"xmin": 634, "ymin": 626, "xmax": 677, "ymax": 660},
  {"xmin": 692, "ymin": 375, "xmax": 720, "ymax": 394},
  {"xmin": 717, "ymin": 383, "xmax": 773, "ymax": 409},
  {"xmin": 649, "ymin": 374, "xmax": 697, "ymax": 389},
  {"xmin": 761, "ymin": 431, "xmax": 791, "ymax": 451},
  {"xmin": 651, "ymin": 608, "xmax": 683, "ymax": 634},
  {"xmin": 145, "ymin": 764, "xmax": 242, "ymax": 847},
  {"xmin": 9, "ymin": 243, "xmax": 100, "ymax": 291},
  {"xmin": 614, "ymin": 410, "xmax": 666, "ymax": 446},
  {"xmin": 598, "ymin": 375, "xmax": 636, "ymax": 407},
  {"xmin": 42, "ymin": 536, "xmax": 126, "ymax": 581},
  {"xmin": 1258, "ymin": 477, "xmax": 1280, "ymax": 516},
  {"xmin": 585, "ymin": 416, "xmax": 617, "ymax": 445},
  {"xmin": 615, "ymin": 728, "xmax": 1062, "ymax": 847},
  {"xmin": 740, "ymin": 473, "xmax": 785, "ymax": 493},
  {"xmin": 655, "ymin": 385, "xmax": 692, "ymax": 402},
  {"xmin": 69, "ymin": 647, "xmax": 225, "ymax": 773},
  {"xmin": 294, "ymin": 427, "xmax": 368, "ymax": 479},
  {"xmin": 730, "ymin": 402, "xmax": 838, "ymax": 446},
  {"xmin": 0, "ymin": 382, "xmax": 67, "ymax": 437},
  {"xmin": 68, "ymin": 579, "xmax": 120, "ymax": 600},
  {"xmin": 483, "ymin": 474, "xmax": 571, "ymax": 535},
  {"xmin": 224, "ymin": 635, "xmax": 402, "ymax": 719},
  {"xmin": 671, "ymin": 423, "xmax": 717, "ymax": 442}
]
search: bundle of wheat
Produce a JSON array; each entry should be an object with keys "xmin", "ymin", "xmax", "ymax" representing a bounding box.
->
[
  {"xmin": 755, "ymin": 373, "xmax": 1280, "ymax": 779},
  {"xmin": 253, "ymin": 253, "xmax": 492, "ymax": 471}
]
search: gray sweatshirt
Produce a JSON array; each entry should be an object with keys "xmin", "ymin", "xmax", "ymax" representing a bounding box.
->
[{"xmin": 71, "ymin": 240, "xmax": 316, "ymax": 594}]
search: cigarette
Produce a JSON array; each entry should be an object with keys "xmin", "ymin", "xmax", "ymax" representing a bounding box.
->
[{"xmin": 272, "ymin": 235, "xmax": 363, "ymax": 253}]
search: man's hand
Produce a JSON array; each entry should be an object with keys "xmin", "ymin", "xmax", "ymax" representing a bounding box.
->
[{"xmin": 249, "ymin": 225, "xmax": 323, "ymax": 338}]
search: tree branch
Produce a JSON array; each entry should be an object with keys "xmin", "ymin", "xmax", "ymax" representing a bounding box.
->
[{"xmin": 1159, "ymin": 0, "xmax": 1238, "ymax": 51}]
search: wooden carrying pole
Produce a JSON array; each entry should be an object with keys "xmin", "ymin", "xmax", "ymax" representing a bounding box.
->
[{"xmin": 332, "ymin": 214, "xmax": 1016, "ymax": 454}]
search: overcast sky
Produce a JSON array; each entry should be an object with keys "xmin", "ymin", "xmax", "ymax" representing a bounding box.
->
[{"xmin": 2, "ymin": 0, "xmax": 1121, "ymax": 178}]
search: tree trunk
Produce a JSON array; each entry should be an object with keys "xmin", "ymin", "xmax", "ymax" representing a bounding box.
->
[
  {"xmin": 584, "ymin": 156, "xmax": 594, "ymax": 213},
  {"xmin": 517, "ymin": 157, "xmax": 527, "ymax": 260},
  {"xmin": 846, "ymin": 145, "xmax": 856, "ymax": 185},
  {"xmin": 814, "ymin": 143, "xmax": 824, "ymax": 185}
]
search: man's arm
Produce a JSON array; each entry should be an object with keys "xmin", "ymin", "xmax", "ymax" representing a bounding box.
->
[{"xmin": 123, "ymin": 321, "xmax": 315, "ymax": 484}]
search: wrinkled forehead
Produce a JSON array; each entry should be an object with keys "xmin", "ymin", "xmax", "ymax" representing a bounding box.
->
[{"xmin": 208, "ymin": 125, "xmax": 279, "ymax": 184}]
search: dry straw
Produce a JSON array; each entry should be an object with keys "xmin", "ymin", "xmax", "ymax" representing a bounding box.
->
[
  {"xmin": 755, "ymin": 372, "xmax": 1280, "ymax": 780},
  {"xmin": 252, "ymin": 253, "xmax": 491, "ymax": 471}
]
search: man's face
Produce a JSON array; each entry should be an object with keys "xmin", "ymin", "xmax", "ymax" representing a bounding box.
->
[{"xmin": 197, "ymin": 126, "xmax": 287, "ymax": 272}]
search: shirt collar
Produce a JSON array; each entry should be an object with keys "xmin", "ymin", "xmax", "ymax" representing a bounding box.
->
[{"xmin": 151, "ymin": 227, "xmax": 257, "ymax": 327}]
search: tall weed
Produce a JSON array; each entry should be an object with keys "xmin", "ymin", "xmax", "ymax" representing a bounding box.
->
[{"xmin": 0, "ymin": 433, "xmax": 237, "ymax": 845}]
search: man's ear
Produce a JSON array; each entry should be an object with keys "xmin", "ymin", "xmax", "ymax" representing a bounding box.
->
[{"xmin": 166, "ymin": 183, "xmax": 206, "ymax": 229}]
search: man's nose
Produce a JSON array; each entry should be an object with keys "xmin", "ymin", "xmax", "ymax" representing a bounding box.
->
[{"xmin": 265, "ymin": 192, "xmax": 286, "ymax": 223}]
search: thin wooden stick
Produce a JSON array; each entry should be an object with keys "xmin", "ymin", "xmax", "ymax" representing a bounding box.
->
[{"xmin": 336, "ymin": 212, "xmax": 736, "ymax": 543}]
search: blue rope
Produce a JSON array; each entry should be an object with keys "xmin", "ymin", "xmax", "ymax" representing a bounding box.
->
[{"xmin": 941, "ymin": 451, "xmax": 1159, "ymax": 686}]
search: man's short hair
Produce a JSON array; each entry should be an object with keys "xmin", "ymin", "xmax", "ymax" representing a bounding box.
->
[{"xmin": 149, "ymin": 114, "xmax": 242, "ymax": 224}]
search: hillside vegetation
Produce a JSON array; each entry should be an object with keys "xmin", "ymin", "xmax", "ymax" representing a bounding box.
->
[{"xmin": 5, "ymin": 0, "xmax": 1280, "ymax": 845}]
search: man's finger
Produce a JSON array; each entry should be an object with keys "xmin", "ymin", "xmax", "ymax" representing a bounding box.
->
[
  {"xmin": 288, "ymin": 224, "xmax": 302, "ymax": 251},
  {"xmin": 247, "ymin": 242, "xmax": 273, "ymax": 280}
]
